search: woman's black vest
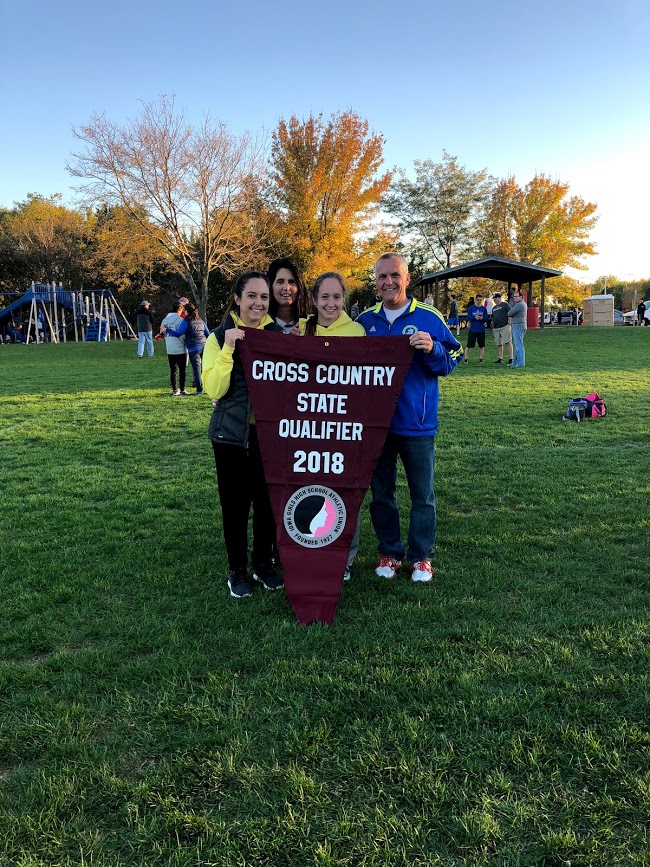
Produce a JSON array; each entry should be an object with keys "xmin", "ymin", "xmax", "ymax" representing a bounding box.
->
[{"xmin": 208, "ymin": 315, "xmax": 282, "ymax": 447}]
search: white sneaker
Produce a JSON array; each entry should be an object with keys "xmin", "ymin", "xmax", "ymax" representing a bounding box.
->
[
  {"xmin": 375, "ymin": 556, "xmax": 401, "ymax": 579},
  {"xmin": 410, "ymin": 561, "xmax": 434, "ymax": 583}
]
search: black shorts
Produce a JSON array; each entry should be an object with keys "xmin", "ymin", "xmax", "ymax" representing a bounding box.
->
[{"xmin": 467, "ymin": 331, "xmax": 485, "ymax": 349}]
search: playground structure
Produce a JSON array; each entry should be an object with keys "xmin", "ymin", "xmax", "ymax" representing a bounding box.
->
[{"xmin": 0, "ymin": 283, "xmax": 137, "ymax": 344}]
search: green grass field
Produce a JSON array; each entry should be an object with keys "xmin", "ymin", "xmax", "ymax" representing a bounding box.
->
[{"xmin": 1, "ymin": 327, "xmax": 649, "ymax": 866}]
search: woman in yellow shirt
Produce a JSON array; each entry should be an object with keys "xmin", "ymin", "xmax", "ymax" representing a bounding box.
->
[{"xmin": 202, "ymin": 272, "xmax": 283, "ymax": 599}]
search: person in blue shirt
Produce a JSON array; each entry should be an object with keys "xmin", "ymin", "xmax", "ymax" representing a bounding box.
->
[
  {"xmin": 463, "ymin": 293, "xmax": 488, "ymax": 364},
  {"xmin": 356, "ymin": 253, "xmax": 462, "ymax": 584}
]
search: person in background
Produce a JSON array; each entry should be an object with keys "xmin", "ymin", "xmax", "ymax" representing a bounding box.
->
[
  {"xmin": 267, "ymin": 257, "xmax": 311, "ymax": 333},
  {"xmin": 160, "ymin": 301, "xmax": 188, "ymax": 395},
  {"xmin": 356, "ymin": 253, "xmax": 462, "ymax": 584},
  {"xmin": 448, "ymin": 293, "xmax": 460, "ymax": 335},
  {"xmin": 162, "ymin": 302, "xmax": 209, "ymax": 395},
  {"xmin": 490, "ymin": 292, "xmax": 513, "ymax": 365},
  {"xmin": 508, "ymin": 289, "xmax": 528, "ymax": 367},
  {"xmin": 463, "ymin": 293, "xmax": 488, "ymax": 364},
  {"xmin": 202, "ymin": 272, "xmax": 284, "ymax": 599},
  {"xmin": 636, "ymin": 300, "xmax": 646, "ymax": 326},
  {"xmin": 296, "ymin": 272, "xmax": 365, "ymax": 581},
  {"xmin": 136, "ymin": 300, "xmax": 154, "ymax": 358}
]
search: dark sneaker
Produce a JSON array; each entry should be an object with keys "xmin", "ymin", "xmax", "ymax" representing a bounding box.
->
[
  {"xmin": 494, "ymin": 359, "xmax": 503, "ymax": 364},
  {"xmin": 227, "ymin": 569, "xmax": 254, "ymax": 598},
  {"xmin": 507, "ymin": 359, "xmax": 513, "ymax": 366},
  {"xmin": 253, "ymin": 565, "xmax": 284, "ymax": 591}
]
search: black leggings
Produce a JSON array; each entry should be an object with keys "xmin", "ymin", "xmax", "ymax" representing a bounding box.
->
[
  {"xmin": 167, "ymin": 353, "xmax": 186, "ymax": 391},
  {"xmin": 212, "ymin": 427, "xmax": 276, "ymax": 573}
]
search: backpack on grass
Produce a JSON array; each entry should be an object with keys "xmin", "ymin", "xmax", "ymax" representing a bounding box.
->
[{"xmin": 562, "ymin": 392, "xmax": 607, "ymax": 422}]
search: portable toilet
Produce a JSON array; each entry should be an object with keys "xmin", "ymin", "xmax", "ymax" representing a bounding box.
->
[{"xmin": 583, "ymin": 294, "xmax": 614, "ymax": 326}]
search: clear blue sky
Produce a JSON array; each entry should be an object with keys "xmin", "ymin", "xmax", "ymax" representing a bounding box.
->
[{"xmin": 2, "ymin": 0, "xmax": 648, "ymax": 283}]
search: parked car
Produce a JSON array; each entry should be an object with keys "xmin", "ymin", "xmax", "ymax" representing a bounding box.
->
[
  {"xmin": 623, "ymin": 303, "xmax": 650, "ymax": 325},
  {"xmin": 557, "ymin": 310, "xmax": 582, "ymax": 325},
  {"xmin": 538, "ymin": 311, "xmax": 552, "ymax": 324},
  {"xmin": 614, "ymin": 309, "xmax": 625, "ymax": 325}
]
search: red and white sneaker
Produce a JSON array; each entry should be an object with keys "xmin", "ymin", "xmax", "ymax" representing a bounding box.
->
[
  {"xmin": 410, "ymin": 561, "xmax": 434, "ymax": 583},
  {"xmin": 375, "ymin": 556, "xmax": 402, "ymax": 579}
]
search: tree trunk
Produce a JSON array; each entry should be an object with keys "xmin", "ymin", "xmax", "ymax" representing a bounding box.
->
[{"xmin": 198, "ymin": 273, "xmax": 209, "ymax": 323}]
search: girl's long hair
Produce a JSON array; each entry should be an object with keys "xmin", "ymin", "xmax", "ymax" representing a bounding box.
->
[
  {"xmin": 267, "ymin": 257, "xmax": 310, "ymax": 321},
  {"xmin": 303, "ymin": 272, "xmax": 347, "ymax": 336},
  {"xmin": 184, "ymin": 302, "xmax": 200, "ymax": 321}
]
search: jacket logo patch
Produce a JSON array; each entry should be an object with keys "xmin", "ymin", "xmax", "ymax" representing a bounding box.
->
[{"xmin": 402, "ymin": 325, "xmax": 418, "ymax": 335}]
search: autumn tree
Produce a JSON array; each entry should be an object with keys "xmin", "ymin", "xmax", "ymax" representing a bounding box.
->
[
  {"xmin": 385, "ymin": 152, "xmax": 493, "ymax": 273},
  {"xmin": 544, "ymin": 275, "xmax": 590, "ymax": 309},
  {"xmin": 478, "ymin": 174, "xmax": 598, "ymax": 272},
  {"xmin": 91, "ymin": 205, "xmax": 170, "ymax": 291},
  {"xmin": 0, "ymin": 208, "xmax": 31, "ymax": 292},
  {"xmin": 269, "ymin": 111, "xmax": 395, "ymax": 285},
  {"xmin": 8, "ymin": 194, "xmax": 92, "ymax": 290},
  {"xmin": 69, "ymin": 96, "xmax": 264, "ymax": 318}
]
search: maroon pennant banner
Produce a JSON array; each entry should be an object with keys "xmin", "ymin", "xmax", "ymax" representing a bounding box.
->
[{"xmin": 239, "ymin": 330, "xmax": 413, "ymax": 625}]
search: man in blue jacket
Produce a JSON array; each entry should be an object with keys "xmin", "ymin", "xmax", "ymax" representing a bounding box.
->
[
  {"xmin": 357, "ymin": 254, "xmax": 463, "ymax": 583},
  {"xmin": 463, "ymin": 293, "xmax": 488, "ymax": 364}
]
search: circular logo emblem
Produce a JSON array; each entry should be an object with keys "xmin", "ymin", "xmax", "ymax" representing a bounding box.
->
[
  {"xmin": 283, "ymin": 485, "xmax": 347, "ymax": 548},
  {"xmin": 402, "ymin": 324, "xmax": 418, "ymax": 336}
]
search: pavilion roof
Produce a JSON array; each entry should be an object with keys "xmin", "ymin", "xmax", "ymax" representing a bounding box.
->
[{"xmin": 412, "ymin": 256, "xmax": 562, "ymax": 288}]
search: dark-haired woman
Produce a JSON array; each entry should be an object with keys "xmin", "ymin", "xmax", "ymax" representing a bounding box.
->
[
  {"xmin": 202, "ymin": 272, "xmax": 283, "ymax": 598},
  {"xmin": 267, "ymin": 257, "xmax": 311, "ymax": 333},
  {"xmin": 163, "ymin": 302, "xmax": 209, "ymax": 394},
  {"xmin": 297, "ymin": 272, "xmax": 365, "ymax": 580}
]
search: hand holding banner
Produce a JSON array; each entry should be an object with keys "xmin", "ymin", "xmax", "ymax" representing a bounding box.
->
[{"xmin": 240, "ymin": 330, "xmax": 413, "ymax": 625}]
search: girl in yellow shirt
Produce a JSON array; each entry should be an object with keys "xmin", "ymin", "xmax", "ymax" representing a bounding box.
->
[{"xmin": 297, "ymin": 272, "xmax": 365, "ymax": 579}]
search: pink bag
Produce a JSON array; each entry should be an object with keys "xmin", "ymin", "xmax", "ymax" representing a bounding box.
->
[{"xmin": 583, "ymin": 392, "xmax": 607, "ymax": 418}]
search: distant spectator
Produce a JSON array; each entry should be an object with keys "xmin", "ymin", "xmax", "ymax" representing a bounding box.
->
[
  {"xmin": 507, "ymin": 290, "xmax": 528, "ymax": 367},
  {"xmin": 448, "ymin": 293, "xmax": 460, "ymax": 335},
  {"xmin": 463, "ymin": 293, "xmax": 488, "ymax": 364},
  {"xmin": 163, "ymin": 303, "xmax": 210, "ymax": 395},
  {"xmin": 490, "ymin": 292, "xmax": 513, "ymax": 365},
  {"xmin": 136, "ymin": 301, "xmax": 154, "ymax": 358},
  {"xmin": 637, "ymin": 300, "xmax": 646, "ymax": 326},
  {"xmin": 160, "ymin": 301, "xmax": 188, "ymax": 395}
]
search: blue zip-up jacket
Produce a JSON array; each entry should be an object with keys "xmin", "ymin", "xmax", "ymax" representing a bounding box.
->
[{"xmin": 356, "ymin": 297, "xmax": 463, "ymax": 436}]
